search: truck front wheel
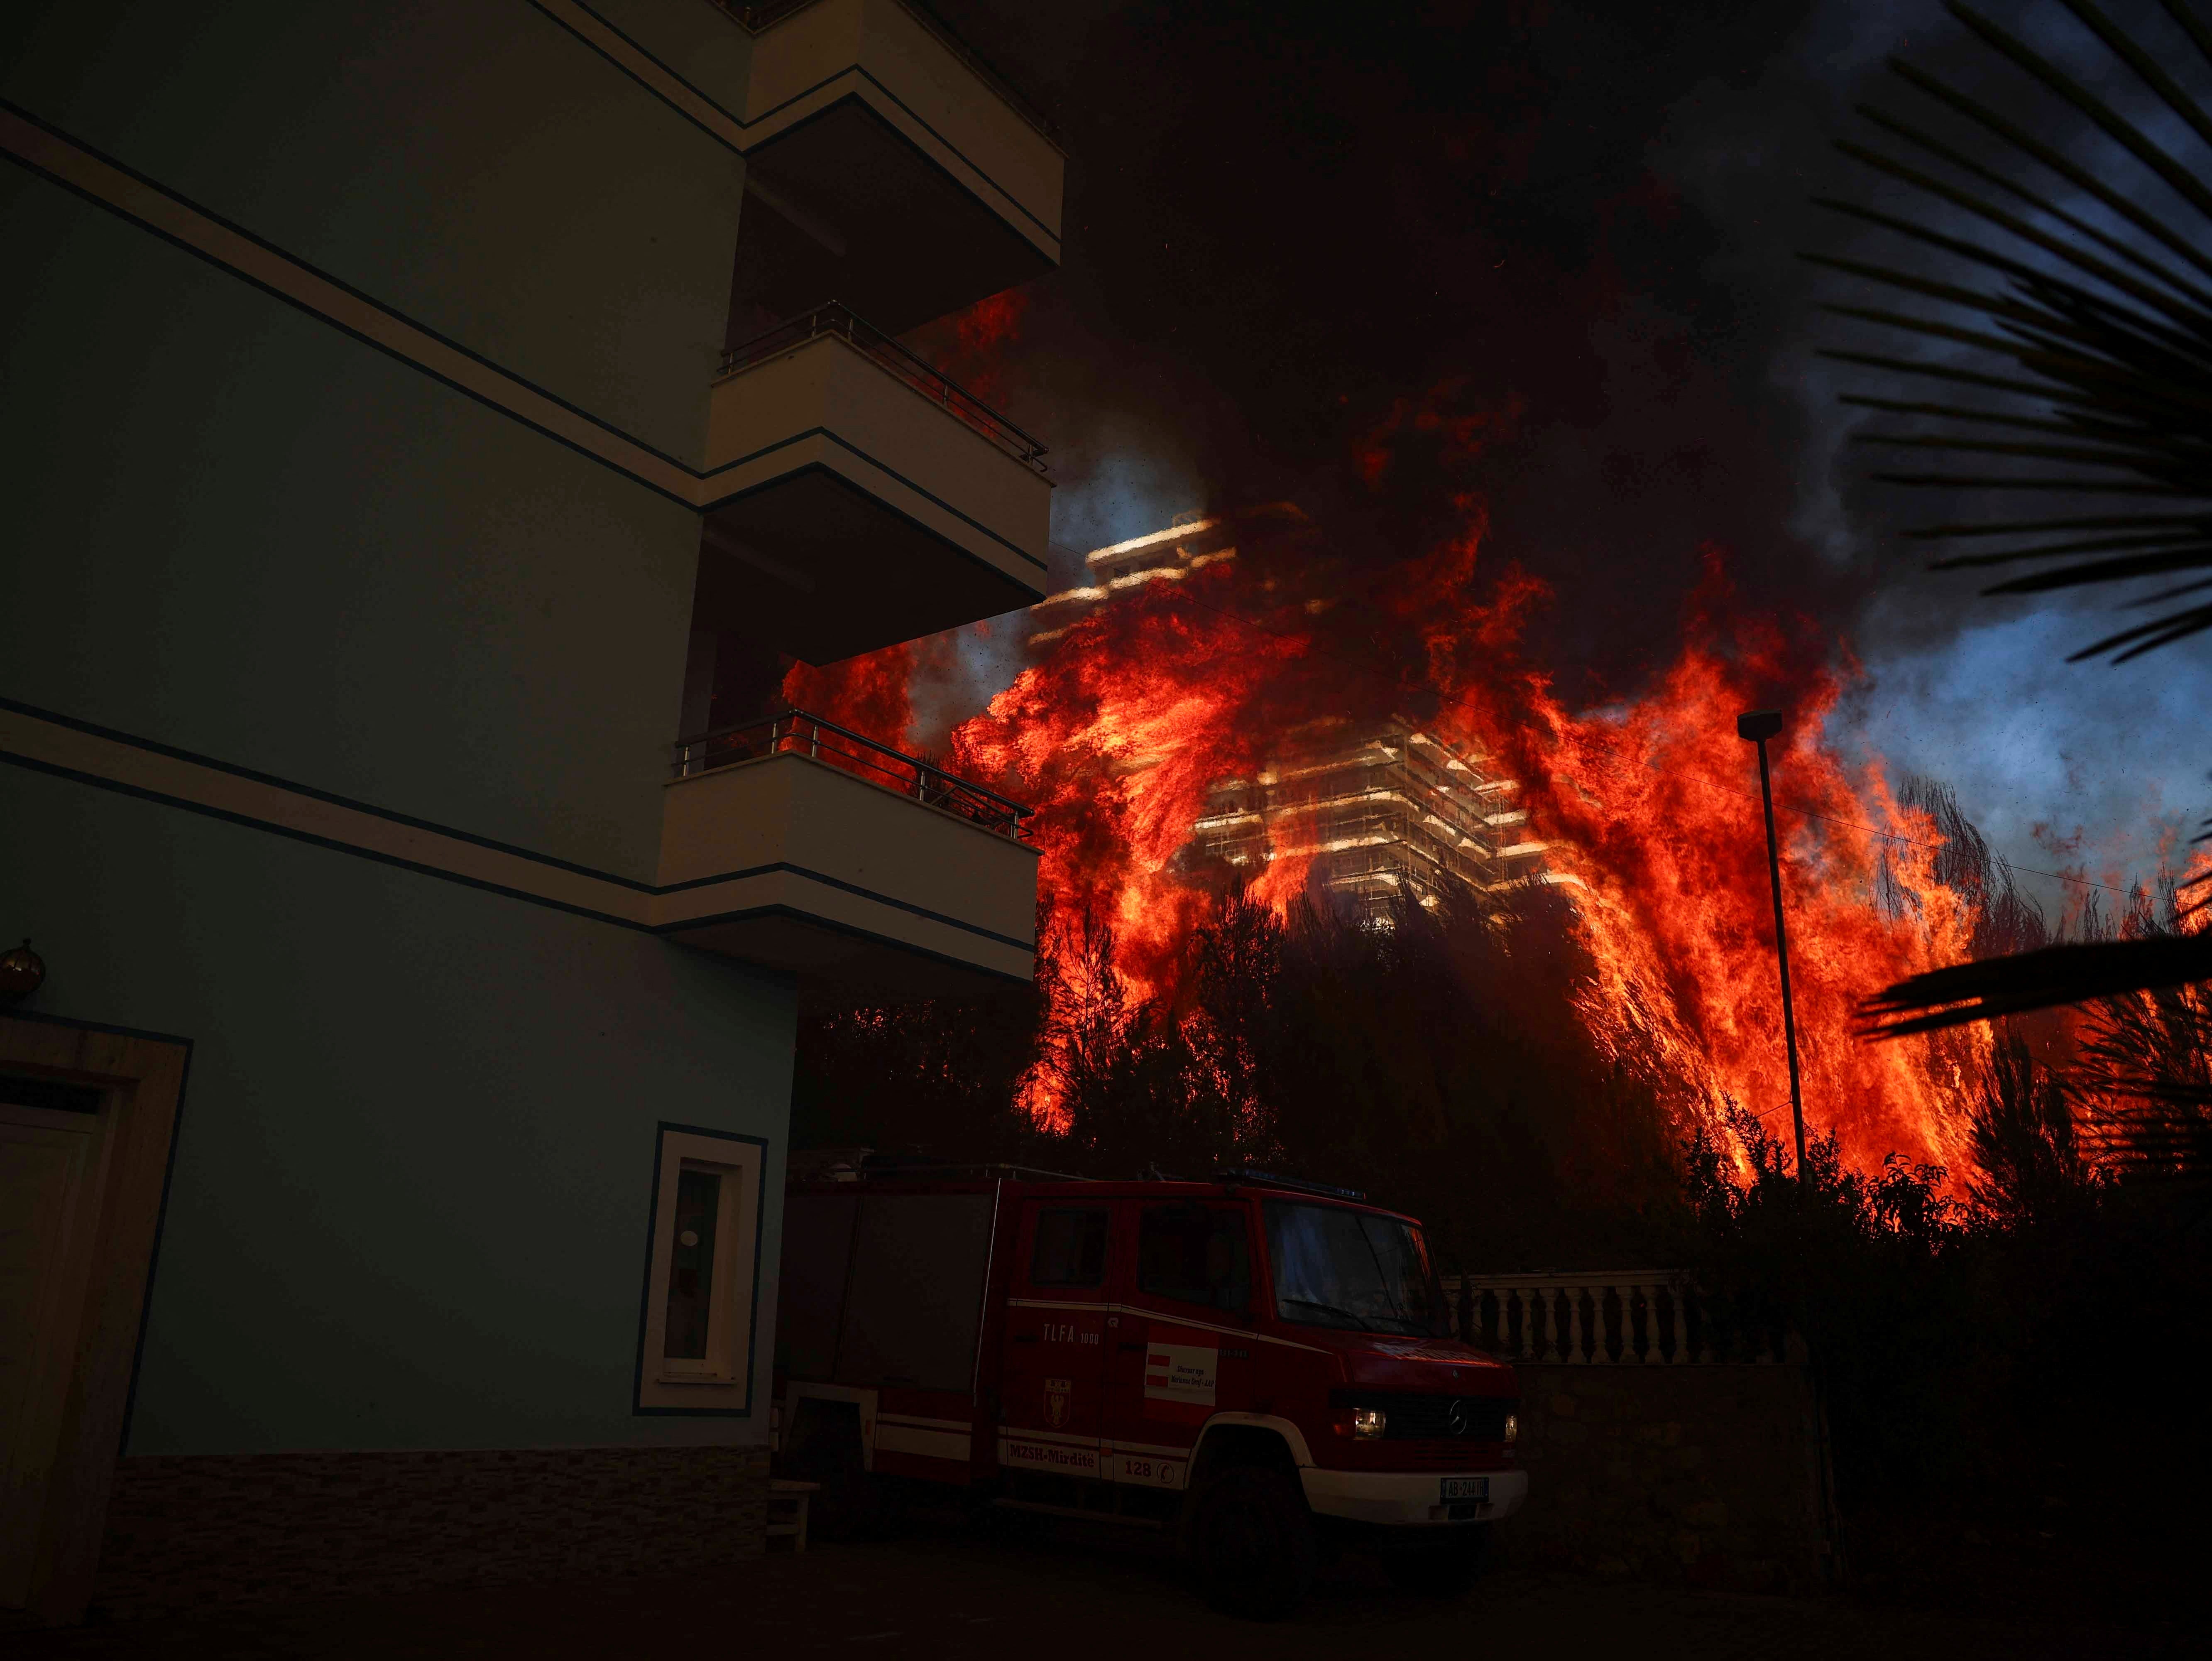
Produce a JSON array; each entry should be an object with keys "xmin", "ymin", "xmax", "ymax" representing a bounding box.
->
[
  {"xmin": 1380, "ymin": 1523, "xmax": 1489, "ymax": 1596},
  {"xmin": 1183, "ymin": 1467, "xmax": 1317, "ymax": 1619}
]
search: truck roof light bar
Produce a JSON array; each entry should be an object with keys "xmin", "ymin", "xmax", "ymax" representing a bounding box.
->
[{"xmin": 1216, "ymin": 1167, "xmax": 1368, "ymax": 1202}]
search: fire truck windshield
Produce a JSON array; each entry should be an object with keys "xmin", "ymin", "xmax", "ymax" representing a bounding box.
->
[{"xmin": 1261, "ymin": 1201, "xmax": 1446, "ymax": 1337}]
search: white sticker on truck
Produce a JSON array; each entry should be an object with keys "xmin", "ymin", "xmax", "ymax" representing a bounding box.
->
[
  {"xmin": 1143, "ymin": 1342, "xmax": 1219, "ymax": 1406},
  {"xmin": 1114, "ymin": 1451, "xmax": 1185, "ymax": 1489}
]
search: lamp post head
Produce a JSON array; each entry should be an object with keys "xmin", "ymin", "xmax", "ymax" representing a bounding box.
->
[{"xmin": 1737, "ymin": 710, "xmax": 1783, "ymax": 744}]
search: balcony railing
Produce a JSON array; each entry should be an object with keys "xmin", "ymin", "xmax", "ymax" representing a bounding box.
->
[
  {"xmin": 673, "ymin": 709, "xmax": 1033, "ymax": 841},
  {"xmin": 717, "ymin": 301, "xmax": 1050, "ymax": 474},
  {"xmin": 1443, "ymin": 1271, "xmax": 1797, "ymax": 1366}
]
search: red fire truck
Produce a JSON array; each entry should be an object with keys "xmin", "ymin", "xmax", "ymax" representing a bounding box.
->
[{"xmin": 772, "ymin": 1161, "xmax": 1524, "ymax": 1616}]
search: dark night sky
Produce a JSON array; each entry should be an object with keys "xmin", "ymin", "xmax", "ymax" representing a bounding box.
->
[{"xmin": 920, "ymin": 0, "xmax": 2212, "ymax": 906}]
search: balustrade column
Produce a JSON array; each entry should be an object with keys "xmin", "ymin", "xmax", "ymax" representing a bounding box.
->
[{"xmin": 1566, "ymin": 1287, "xmax": 1586, "ymax": 1365}]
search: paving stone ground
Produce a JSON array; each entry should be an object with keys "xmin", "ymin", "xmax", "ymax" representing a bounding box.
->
[{"xmin": 12, "ymin": 1521, "xmax": 2178, "ymax": 1659}]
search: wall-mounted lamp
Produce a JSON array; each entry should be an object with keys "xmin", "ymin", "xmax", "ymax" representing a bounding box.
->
[{"xmin": 0, "ymin": 939, "xmax": 46, "ymax": 1003}]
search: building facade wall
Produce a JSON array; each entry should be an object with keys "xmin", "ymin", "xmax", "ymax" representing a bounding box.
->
[
  {"xmin": 2, "ymin": 767, "xmax": 795, "ymax": 1458},
  {"xmin": 0, "ymin": 1, "xmax": 795, "ymax": 1608},
  {"xmin": 2, "ymin": 0, "xmax": 746, "ymax": 460},
  {"xmin": 2, "ymin": 0, "xmax": 1065, "ymax": 1616},
  {"xmin": 1, "ymin": 0, "xmax": 751, "ymax": 883}
]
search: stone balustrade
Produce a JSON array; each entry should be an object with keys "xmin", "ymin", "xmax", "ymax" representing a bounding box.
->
[{"xmin": 1442, "ymin": 1271, "xmax": 1789, "ymax": 1366}]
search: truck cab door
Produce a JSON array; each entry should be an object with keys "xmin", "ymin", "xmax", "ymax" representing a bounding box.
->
[
  {"xmin": 999, "ymin": 1201, "xmax": 1113, "ymax": 1473},
  {"xmin": 1104, "ymin": 1201, "xmax": 1260, "ymax": 1468}
]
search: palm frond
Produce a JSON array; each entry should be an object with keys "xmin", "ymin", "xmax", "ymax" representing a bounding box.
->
[
  {"xmin": 1835, "ymin": 1, "xmax": 2212, "ymax": 1044},
  {"xmin": 1862, "ymin": 933, "xmax": 2212, "ymax": 1037},
  {"xmin": 1823, "ymin": 0, "xmax": 2212, "ymax": 661},
  {"xmin": 1884, "ymin": 50, "xmax": 2212, "ymax": 290},
  {"xmin": 1855, "ymin": 99, "xmax": 2212, "ymax": 305}
]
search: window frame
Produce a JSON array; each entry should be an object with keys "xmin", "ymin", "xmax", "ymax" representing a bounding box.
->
[
  {"xmin": 1132, "ymin": 1200, "xmax": 1253, "ymax": 1317},
  {"xmin": 1260, "ymin": 1198, "xmax": 1448, "ymax": 1338},
  {"xmin": 634, "ymin": 1122, "xmax": 769, "ymax": 1416},
  {"xmin": 1024, "ymin": 1203, "xmax": 1112, "ymax": 1291}
]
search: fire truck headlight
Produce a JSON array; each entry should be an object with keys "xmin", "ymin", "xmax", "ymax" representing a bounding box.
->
[
  {"xmin": 1353, "ymin": 1407, "xmax": 1387, "ymax": 1440},
  {"xmin": 1504, "ymin": 1412, "xmax": 1519, "ymax": 1445}
]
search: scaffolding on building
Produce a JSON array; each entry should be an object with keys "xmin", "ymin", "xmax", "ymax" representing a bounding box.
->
[
  {"xmin": 1187, "ymin": 717, "xmax": 1549, "ymax": 919},
  {"xmin": 1030, "ymin": 511, "xmax": 1565, "ymax": 921}
]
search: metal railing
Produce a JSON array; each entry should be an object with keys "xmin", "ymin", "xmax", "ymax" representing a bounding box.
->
[
  {"xmin": 717, "ymin": 301, "xmax": 1050, "ymax": 474},
  {"xmin": 672, "ymin": 709, "xmax": 1033, "ymax": 841},
  {"xmin": 712, "ymin": 0, "xmax": 1064, "ymax": 147}
]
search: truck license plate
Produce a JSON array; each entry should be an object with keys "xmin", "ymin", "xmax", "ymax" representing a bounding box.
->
[{"xmin": 1439, "ymin": 1477, "xmax": 1489, "ymax": 1502}]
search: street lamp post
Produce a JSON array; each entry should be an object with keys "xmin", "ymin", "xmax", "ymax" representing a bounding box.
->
[{"xmin": 1736, "ymin": 709, "xmax": 1808, "ymax": 1178}]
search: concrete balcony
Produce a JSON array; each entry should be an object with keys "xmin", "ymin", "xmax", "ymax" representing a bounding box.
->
[
  {"xmin": 656, "ymin": 711, "xmax": 1039, "ymax": 999},
  {"xmin": 732, "ymin": 0, "xmax": 1064, "ymax": 331},
  {"xmin": 694, "ymin": 304, "xmax": 1051, "ymax": 662}
]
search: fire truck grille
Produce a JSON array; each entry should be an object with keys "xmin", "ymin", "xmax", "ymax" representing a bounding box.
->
[
  {"xmin": 1328, "ymin": 1389, "xmax": 1517, "ymax": 1441},
  {"xmin": 1395, "ymin": 1442, "xmax": 1490, "ymax": 1469}
]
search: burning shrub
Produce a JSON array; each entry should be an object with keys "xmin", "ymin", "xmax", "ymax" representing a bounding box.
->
[{"xmin": 1969, "ymin": 1032, "xmax": 2090, "ymax": 1231}]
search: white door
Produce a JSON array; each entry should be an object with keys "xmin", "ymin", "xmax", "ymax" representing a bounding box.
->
[{"xmin": 0, "ymin": 1098, "xmax": 109, "ymax": 1610}]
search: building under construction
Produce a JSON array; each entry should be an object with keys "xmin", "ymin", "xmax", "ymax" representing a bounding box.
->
[
  {"xmin": 1032, "ymin": 510, "xmax": 1553, "ymax": 919},
  {"xmin": 1186, "ymin": 718, "xmax": 1548, "ymax": 917}
]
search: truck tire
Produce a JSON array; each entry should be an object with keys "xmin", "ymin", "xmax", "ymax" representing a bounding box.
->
[
  {"xmin": 1380, "ymin": 1523, "xmax": 1489, "ymax": 1597},
  {"xmin": 1184, "ymin": 1467, "xmax": 1317, "ymax": 1619}
]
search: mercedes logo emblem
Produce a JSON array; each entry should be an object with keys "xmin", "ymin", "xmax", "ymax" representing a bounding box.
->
[{"xmin": 1446, "ymin": 1398, "xmax": 1469, "ymax": 1437}]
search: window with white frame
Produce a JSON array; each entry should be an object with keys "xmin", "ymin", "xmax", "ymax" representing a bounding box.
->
[{"xmin": 636, "ymin": 1125, "xmax": 766, "ymax": 1414}]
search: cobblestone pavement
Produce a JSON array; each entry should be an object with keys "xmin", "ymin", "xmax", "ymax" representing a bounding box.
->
[{"xmin": 13, "ymin": 1524, "xmax": 2176, "ymax": 1659}]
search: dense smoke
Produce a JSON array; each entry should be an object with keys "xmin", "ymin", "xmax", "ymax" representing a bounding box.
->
[
  {"xmin": 779, "ymin": 3, "xmax": 2212, "ymax": 1196},
  {"xmin": 913, "ymin": 0, "xmax": 2212, "ymax": 879}
]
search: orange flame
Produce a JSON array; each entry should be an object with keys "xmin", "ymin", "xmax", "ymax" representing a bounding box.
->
[
  {"xmin": 782, "ymin": 644, "xmax": 920, "ymax": 751},
  {"xmin": 949, "ymin": 500, "xmax": 1994, "ymax": 1171},
  {"xmin": 1430, "ymin": 548, "xmax": 1988, "ymax": 1175}
]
